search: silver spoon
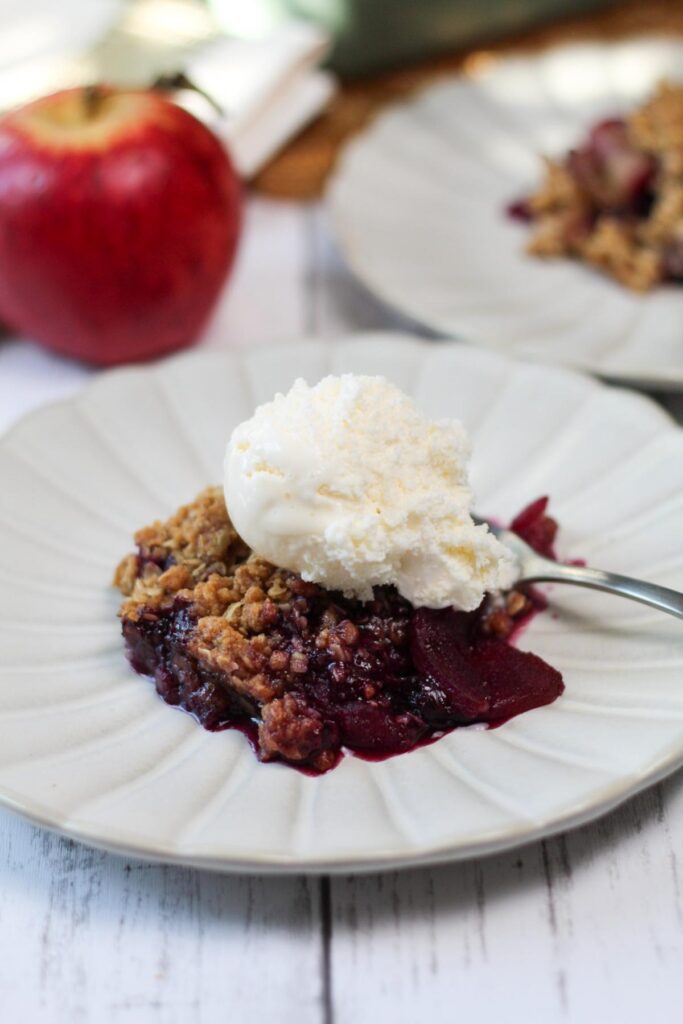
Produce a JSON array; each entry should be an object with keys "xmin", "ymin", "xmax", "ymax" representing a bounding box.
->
[{"xmin": 474, "ymin": 516, "xmax": 683, "ymax": 621}]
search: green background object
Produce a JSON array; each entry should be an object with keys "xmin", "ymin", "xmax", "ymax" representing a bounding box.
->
[{"xmin": 212, "ymin": 0, "xmax": 621, "ymax": 76}]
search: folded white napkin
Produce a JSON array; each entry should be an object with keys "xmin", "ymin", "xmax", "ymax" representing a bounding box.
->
[
  {"xmin": 0, "ymin": 3, "xmax": 335, "ymax": 178},
  {"xmin": 183, "ymin": 23, "xmax": 335, "ymax": 176}
]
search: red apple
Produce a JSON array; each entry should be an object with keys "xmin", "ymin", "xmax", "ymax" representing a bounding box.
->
[{"xmin": 0, "ymin": 86, "xmax": 242, "ymax": 365}]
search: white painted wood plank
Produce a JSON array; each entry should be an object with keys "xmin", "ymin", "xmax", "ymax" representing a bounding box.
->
[
  {"xmin": 306, "ymin": 204, "xmax": 424, "ymax": 339},
  {"xmin": 203, "ymin": 196, "xmax": 311, "ymax": 351},
  {"xmin": 543, "ymin": 774, "xmax": 683, "ymax": 1020},
  {"xmin": 0, "ymin": 815, "xmax": 323, "ymax": 1024},
  {"xmin": 329, "ymin": 777, "xmax": 683, "ymax": 1024},
  {"xmin": 0, "ymin": 339, "xmax": 90, "ymax": 435}
]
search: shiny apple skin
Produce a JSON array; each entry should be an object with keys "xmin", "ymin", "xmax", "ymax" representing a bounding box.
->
[{"xmin": 0, "ymin": 88, "xmax": 242, "ymax": 365}]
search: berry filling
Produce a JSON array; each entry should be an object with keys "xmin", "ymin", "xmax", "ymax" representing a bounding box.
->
[{"xmin": 118, "ymin": 494, "xmax": 564, "ymax": 773}]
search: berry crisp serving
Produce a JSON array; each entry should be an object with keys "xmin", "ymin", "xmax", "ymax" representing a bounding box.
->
[
  {"xmin": 115, "ymin": 489, "xmax": 563, "ymax": 774},
  {"xmin": 510, "ymin": 82, "xmax": 683, "ymax": 291}
]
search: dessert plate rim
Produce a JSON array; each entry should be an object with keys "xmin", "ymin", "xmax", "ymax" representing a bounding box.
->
[{"xmin": 0, "ymin": 332, "xmax": 682, "ymax": 874}]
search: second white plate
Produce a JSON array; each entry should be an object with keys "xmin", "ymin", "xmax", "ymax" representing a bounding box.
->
[{"xmin": 329, "ymin": 39, "xmax": 683, "ymax": 389}]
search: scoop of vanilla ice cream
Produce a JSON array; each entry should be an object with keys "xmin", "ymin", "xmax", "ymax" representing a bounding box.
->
[{"xmin": 224, "ymin": 374, "xmax": 515, "ymax": 610}]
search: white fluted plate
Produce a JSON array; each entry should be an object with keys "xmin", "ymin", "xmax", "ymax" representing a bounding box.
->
[
  {"xmin": 1, "ymin": 334, "xmax": 683, "ymax": 873},
  {"xmin": 329, "ymin": 39, "xmax": 683, "ymax": 389}
]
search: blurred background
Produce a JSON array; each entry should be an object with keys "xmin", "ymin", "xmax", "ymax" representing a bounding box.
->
[
  {"xmin": 0, "ymin": 0, "xmax": 681, "ymax": 391},
  {"xmin": 1, "ymin": 0, "xmax": 680, "ymax": 199}
]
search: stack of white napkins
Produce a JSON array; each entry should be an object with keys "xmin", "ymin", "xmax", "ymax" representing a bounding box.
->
[
  {"xmin": 184, "ymin": 23, "xmax": 335, "ymax": 177},
  {"xmin": 0, "ymin": 1, "xmax": 335, "ymax": 178}
]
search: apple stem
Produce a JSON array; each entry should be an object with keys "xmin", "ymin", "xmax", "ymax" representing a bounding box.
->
[
  {"xmin": 82, "ymin": 84, "xmax": 104, "ymax": 120},
  {"xmin": 152, "ymin": 71, "xmax": 225, "ymax": 117}
]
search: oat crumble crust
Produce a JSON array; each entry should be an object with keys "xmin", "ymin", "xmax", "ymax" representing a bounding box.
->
[
  {"xmin": 115, "ymin": 488, "xmax": 556, "ymax": 772},
  {"xmin": 115, "ymin": 487, "xmax": 332, "ymax": 756},
  {"xmin": 522, "ymin": 82, "xmax": 683, "ymax": 291}
]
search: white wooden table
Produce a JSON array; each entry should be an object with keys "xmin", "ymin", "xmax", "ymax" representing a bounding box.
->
[{"xmin": 1, "ymin": 196, "xmax": 683, "ymax": 1024}]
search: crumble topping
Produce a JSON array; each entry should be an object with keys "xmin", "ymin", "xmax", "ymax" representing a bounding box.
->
[
  {"xmin": 115, "ymin": 488, "xmax": 562, "ymax": 772},
  {"xmin": 516, "ymin": 82, "xmax": 683, "ymax": 291},
  {"xmin": 630, "ymin": 82, "xmax": 683, "ymax": 175},
  {"xmin": 580, "ymin": 218, "xmax": 661, "ymax": 292}
]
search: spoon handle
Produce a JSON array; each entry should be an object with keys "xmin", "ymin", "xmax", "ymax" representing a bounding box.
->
[{"xmin": 522, "ymin": 560, "xmax": 683, "ymax": 620}]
